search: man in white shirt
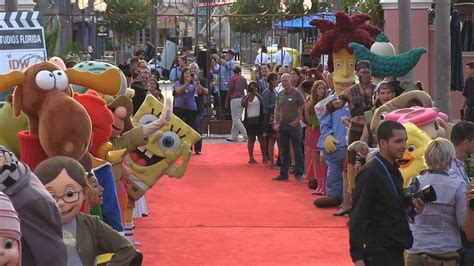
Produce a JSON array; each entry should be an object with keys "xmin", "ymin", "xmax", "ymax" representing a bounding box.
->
[
  {"xmin": 255, "ymin": 46, "xmax": 270, "ymax": 66},
  {"xmin": 272, "ymin": 43, "xmax": 292, "ymax": 68}
]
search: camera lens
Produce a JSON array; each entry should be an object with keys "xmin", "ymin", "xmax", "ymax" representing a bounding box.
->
[{"xmin": 470, "ymin": 198, "xmax": 474, "ymax": 210}]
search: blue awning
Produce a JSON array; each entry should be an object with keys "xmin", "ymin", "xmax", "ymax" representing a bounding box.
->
[{"xmin": 273, "ymin": 12, "xmax": 335, "ymax": 28}]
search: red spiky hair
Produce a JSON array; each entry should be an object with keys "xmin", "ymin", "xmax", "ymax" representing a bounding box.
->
[{"xmin": 310, "ymin": 12, "xmax": 381, "ymax": 72}]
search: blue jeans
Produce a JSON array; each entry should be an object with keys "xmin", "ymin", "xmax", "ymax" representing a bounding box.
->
[
  {"xmin": 322, "ymin": 147, "xmax": 347, "ymax": 199},
  {"xmin": 279, "ymin": 123, "xmax": 304, "ymax": 178}
]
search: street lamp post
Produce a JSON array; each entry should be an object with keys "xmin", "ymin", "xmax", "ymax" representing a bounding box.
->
[{"xmin": 75, "ymin": 0, "xmax": 107, "ymax": 60}]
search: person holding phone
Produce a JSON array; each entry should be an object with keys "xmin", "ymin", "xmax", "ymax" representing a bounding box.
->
[{"xmin": 173, "ymin": 67, "xmax": 203, "ymax": 131}]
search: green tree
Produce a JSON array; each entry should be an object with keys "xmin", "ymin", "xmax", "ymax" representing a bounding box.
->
[
  {"xmin": 340, "ymin": 0, "xmax": 384, "ymax": 28},
  {"xmin": 229, "ymin": 0, "xmax": 280, "ymax": 35},
  {"xmin": 45, "ymin": 17, "xmax": 60, "ymax": 56},
  {"xmin": 104, "ymin": 0, "xmax": 152, "ymax": 44}
]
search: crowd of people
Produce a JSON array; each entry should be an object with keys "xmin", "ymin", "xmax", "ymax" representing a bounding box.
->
[
  {"xmin": 1, "ymin": 36, "xmax": 474, "ymax": 265},
  {"xmin": 216, "ymin": 52, "xmax": 474, "ymax": 265}
]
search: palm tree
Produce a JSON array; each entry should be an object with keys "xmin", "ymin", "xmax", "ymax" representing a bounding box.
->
[
  {"xmin": 434, "ymin": 0, "xmax": 452, "ymax": 119},
  {"xmin": 398, "ymin": 0, "xmax": 412, "ymax": 80}
]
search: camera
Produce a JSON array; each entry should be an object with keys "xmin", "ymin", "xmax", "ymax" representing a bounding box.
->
[{"xmin": 403, "ymin": 178, "xmax": 437, "ymax": 216}]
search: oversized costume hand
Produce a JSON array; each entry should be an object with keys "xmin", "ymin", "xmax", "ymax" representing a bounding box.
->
[
  {"xmin": 142, "ymin": 98, "xmax": 173, "ymax": 137},
  {"xmin": 323, "ymin": 135, "xmax": 339, "ymax": 153}
]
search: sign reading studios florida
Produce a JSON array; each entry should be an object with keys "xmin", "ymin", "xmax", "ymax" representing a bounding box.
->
[{"xmin": 0, "ymin": 12, "xmax": 46, "ymax": 74}]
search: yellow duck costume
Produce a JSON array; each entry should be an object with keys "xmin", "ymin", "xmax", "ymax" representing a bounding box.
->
[{"xmin": 397, "ymin": 123, "xmax": 431, "ymax": 187}]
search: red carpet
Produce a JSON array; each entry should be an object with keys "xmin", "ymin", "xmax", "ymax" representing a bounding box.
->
[{"xmin": 135, "ymin": 143, "xmax": 351, "ymax": 265}]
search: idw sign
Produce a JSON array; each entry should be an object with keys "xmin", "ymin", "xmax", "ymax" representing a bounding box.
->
[{"xmin": 0, "ymin": 12, "xmax": 46, "ymax": 74}]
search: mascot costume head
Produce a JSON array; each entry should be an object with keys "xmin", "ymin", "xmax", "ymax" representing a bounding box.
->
[
  {"xmin": 349, "ymin": 33, "xmax": 427, "ymax": 79},
  {"xmin": 310, "ymin": 12, "xmax": 381, "ymax": 94},
  {"xmin": 0, "ymin": 61, "xmax": 121, "ymax": 169},
  {"xmin": 126, "ymin": 95, "xmax": 200, "ymax": 200}
]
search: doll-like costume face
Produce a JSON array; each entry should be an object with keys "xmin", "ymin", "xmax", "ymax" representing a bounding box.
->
[
  {"xmin": 44, "ymin": 169, "xmax": 84, "ymax": 224},
  {"xmin": 332, "ymin": 49, "xmax": 356, "ymax": 95},
  {"xmin": 0, "ymin": 236, "xmax": 20, "ymax": 266}
]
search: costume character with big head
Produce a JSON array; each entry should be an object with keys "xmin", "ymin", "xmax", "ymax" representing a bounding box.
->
[
  {"xmin": 34, "ymin": 156, "xmax": 137, "ymax": 266},
  {"xmin": 0, "ymin": 61, "xmax": 121, "ymax": 170},
  {"xmin": 310, "ymin": 12, "xmax": 381, "ymax": 207}
]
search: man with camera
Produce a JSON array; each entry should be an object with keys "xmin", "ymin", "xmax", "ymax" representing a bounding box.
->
[{"xmin": 349, "ymin": 121, "xmax": 425, "ymax": 266}]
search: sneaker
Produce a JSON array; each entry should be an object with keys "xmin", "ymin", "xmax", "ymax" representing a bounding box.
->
[
  {"xmin": 242, "ymin": 136, "xmax": 248, "ymax": 142},
  {"xmin": 226, "ymin": 138, "xmax": 238, "ymax": 142},
  {"xmin": 296, "ymin": 175, "xmax": 304, "ymax": 182},
  {"xmin": 272, "ymin": 176, "xmax": 289, "ymax": 182},
  {"xmin": 195, "ymin": 151, "xmax": 201, "ymax": 155}
]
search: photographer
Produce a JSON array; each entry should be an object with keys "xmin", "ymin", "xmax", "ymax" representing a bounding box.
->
[
  {"xmin": 350, "ymin": 121, "xmax": 425, "ymax": 266},
  {"xmin": 465, "ymin": 188, "xmax": 474, "ymax": 241},
  {"xmin": 406, "ymin": 138, "xmax": 465, "ymax": 265},
  {"xmin": 172, "ymin": 67, "xmax": 202, "ymax": 131}
]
